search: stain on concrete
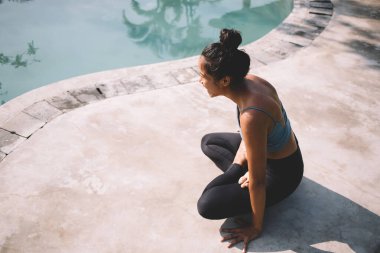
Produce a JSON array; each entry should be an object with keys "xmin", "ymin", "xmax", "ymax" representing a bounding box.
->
[
  {"xmin": 121, "ymin": 75, "xmax": 155, "ymax": 94},
  {"xmin": 23, "ymin": 100, "xmax": 63, "ymax": 123},
  {"xmin": 95, "ymin": 81, "xmax": 128, "ymax": 98},
  {"xmin": 336, "ymin": 130, "xmax": 371, "ymax": 154},
  {"xmin": 69, "ymin": 86, "xmax": 106, "ymax": 104},
  {"xmin": 47, "ymin": 92, "xmax": 84, "ymax": 112},
  {"xmin": 324, "ymin": 102, "xmax": 361, "ymax": 128}
]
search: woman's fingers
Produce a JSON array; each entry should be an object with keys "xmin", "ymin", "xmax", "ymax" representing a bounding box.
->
[
  {"xmin": 221, "ymin": 228, "xmax": 245, "ymax": 244},
  {"xmin": 228, "ymin": 237, "xmax": 243, "ymax": 248},
  {"xmin": 243, "ymin": 239, "xmax": 249, "ymax": 253},
  {"xmin": 221, "ymin": 226, "xmax": 259, "ymax": 252},
  {"xmin": 239, "ymin": 172, "xmax": 250, "ymax": 188},
  {"xmin": 221, "ymin": 234, "xmax": 239, "ymax": 242},
  {"xmin": 238, "ymin": 173, "xmax": 249, "ymax": 185},
  {"xmin": 241, "ymin": 180, "xmax": 249, "ymax": 188},
  {"xmin": 238, "ymin": 176, "xmax": 246, "ymax": 184}
]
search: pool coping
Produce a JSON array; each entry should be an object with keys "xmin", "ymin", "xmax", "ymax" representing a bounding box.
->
[{"xmin": 0, "ymin": 0, "xmax": 334, "ymax": 162}]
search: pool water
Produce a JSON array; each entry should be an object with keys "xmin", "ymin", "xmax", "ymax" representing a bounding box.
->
[{"xmin": 0, "ymin": 0, "xmax": 292, "ymax": 104}]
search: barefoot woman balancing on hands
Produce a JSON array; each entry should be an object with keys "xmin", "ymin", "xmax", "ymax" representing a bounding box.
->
[{"xmin": 197, "ymin": 29, "xmax": 304, "ymax": 252}]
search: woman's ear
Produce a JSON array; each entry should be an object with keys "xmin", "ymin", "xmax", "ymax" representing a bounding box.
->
[{"xmin": 222, "ymin": 76, "xmax": 231, "ymax": 87}]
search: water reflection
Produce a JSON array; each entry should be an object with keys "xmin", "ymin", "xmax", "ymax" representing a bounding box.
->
[
  {"xmin": 209, "ymin": 0, "xmax": 293, "ymax": 42},
  {"xmin": 0, "ymin": 41, "xmax": 40, "ymax": 104},
  {"xmin": 122, "ymin": 0, "xmax": 220, "ymax": 58},
  {"xmin": 123, "ymin": 0, "xmax": 292, "ymax": 59},
  {"xmin": 0, "ymin": 82, "xmax": 7, "ymax": 105},
  {"xmin": 0, "ymin": 0, "xmax": 37, "ymax": 104}
]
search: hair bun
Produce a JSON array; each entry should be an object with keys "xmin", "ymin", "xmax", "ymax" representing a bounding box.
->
[{"xmin": 219, "ymin": 28, "xmax": 242, "ymax": 50}]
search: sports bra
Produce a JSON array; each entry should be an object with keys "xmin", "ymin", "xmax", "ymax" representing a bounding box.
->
[{"xmin": 237, "ymin": 103, "xmax": 292, "ymax": 153}]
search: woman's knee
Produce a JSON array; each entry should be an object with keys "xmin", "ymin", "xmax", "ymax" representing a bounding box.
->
[
  {"xmin": 200, "ymin": 133, "xmax": 213, "ymax": 155},
  {"xmin": 197, "ymin": 194, "xmax": 219, "ymax": 220}
]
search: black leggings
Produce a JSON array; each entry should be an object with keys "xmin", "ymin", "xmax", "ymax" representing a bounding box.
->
[{"xmin": 197, "ymin": 132, "xmax": 304, "ymax": 220}]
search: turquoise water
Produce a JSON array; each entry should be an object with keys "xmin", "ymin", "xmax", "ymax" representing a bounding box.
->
[{"xmin": 0, "ymin": 0, "xmax": 292, "ymax": 104}]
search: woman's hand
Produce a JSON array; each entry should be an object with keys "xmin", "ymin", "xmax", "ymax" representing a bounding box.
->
[
  {"xmin": 238, "ymin": 171, "xmax": 249, "ymax": 188},
  {"xmin": 238, "ymin": 172, "xmax": 249, "ymax": 188},
  {"xmin": 233, "ymin": 140, "xmax": 247, "ymax": 166},
  {"xmin": 221, "ymin": 224, "xmax": 261, "ymax": 253}
]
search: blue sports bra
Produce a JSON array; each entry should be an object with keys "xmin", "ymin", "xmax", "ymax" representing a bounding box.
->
[{"xmin": 237, "ymin": 104, "xmax": 292, "ymax": 153}]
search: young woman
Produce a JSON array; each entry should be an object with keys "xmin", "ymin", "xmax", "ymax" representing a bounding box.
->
[{"xmin": 197, "ymin": 28, "xmax": 304, "ymax": 252}]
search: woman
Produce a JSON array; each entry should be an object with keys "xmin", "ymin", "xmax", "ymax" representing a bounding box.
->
[{"xmin": 197, "ymin": 28, "xmax": 304, "ymax": 252}]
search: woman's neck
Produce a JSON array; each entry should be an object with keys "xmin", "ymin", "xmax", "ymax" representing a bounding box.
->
[{"xmin": 223, "ymin": 78, "xmax": 251, "ymax": 109}]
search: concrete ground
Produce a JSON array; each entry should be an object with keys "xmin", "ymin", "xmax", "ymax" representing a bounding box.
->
[{"xmin": 0, "ymin": 0, "xmax": 379, "ymax": 252}]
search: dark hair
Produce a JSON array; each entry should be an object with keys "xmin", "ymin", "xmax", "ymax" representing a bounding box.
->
[{"xmin": 201, "ymin": 28, "xmax": 250, "ymax": 84}]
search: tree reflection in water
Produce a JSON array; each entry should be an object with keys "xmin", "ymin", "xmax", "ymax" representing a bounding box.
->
[
  {"xmin": 122, "ymin": 0, "xmax": 220, "ymax": 59},
  {"xmin": 0, "ymin": 41, "xmax": 40, "ymax": 105},
  {"xmin": 122, "ymin": 0, "xmax": 292, "ymax": 59},
  {"xmin": 209, "ymin": 0, "xmax": 293, "ymax": 43},
  {"xmin": 0, "ymin": 0, "xmax": 36, "ymax": 104}
]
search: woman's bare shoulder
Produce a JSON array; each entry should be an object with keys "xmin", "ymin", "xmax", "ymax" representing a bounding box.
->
[
  {"xmin": 242, "ymin": 75, "xmax": 283, "ymax": 122},
  {"xmin": 246, "ymin": 73, "xmax": 268, "ymax": 82},
  {"xmin": 246, "ymin": 74, "xmax": 276, "ymax": 90}
]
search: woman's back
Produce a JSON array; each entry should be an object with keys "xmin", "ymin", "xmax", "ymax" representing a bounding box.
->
[{"xmin": 240, "ymin": 74, "xmax": 298, "ymax": 159}]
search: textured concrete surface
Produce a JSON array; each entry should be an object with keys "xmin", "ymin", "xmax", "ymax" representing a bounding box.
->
[{"xmin": 1, "ymin": 0, "xmax": 380, "ymax": 252}]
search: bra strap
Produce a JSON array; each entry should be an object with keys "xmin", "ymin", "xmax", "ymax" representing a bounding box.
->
[{"xmin": 240, "ymin": 106, "xmax": 277, "ymax": 124}]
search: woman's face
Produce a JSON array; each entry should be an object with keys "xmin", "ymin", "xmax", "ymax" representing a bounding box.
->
[{"xmin": 198, "ymin": 56, "xmax": 223, "ymax": 97}]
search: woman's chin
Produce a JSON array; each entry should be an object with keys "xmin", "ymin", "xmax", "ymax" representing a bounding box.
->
[{"xmin": 208, "ymin": 92, "xmax": 217, "ymax": 98}]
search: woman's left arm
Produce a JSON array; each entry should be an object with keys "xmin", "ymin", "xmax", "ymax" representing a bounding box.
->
[
  {"xmin": 221, "ymin": 111, "xmax": 268, "ymax": 252},
  {"xmin": 243, "ymin": 111, "xmax": 267, "ymax": 231}
]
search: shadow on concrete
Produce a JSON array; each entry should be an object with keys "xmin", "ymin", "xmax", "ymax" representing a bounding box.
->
[
  {"xmin": 343, "ymin": 39, "xmax": 380, "ymax": 70},
  {"xmin": 333, "ymin": 0, "xmax": 380, "ymax": 71},
  {"xmin": 336, "ymin": 0, "xmax": 380, "ymax": 20},
  {"xmin": 334, "ymin": 1, "xmax": 380, "ymax": 70},
  {"xmin": 337, "ymin": 22, "xmax": 380, "ymax": 71},
  {"xmin": 337, "ymin": 19, "xmax": 379, "ymax": 41},
  {"xmin": 221, "ymin": 177, "xmax": 380, "ymax": 253}
]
